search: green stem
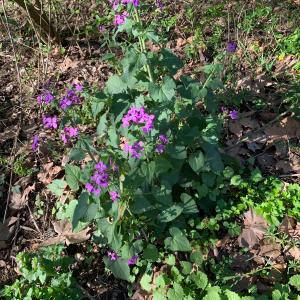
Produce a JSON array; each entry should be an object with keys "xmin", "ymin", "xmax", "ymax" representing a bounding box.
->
[{"xmin": 133, "ymin": 7, "xmax": 154, "ymax": 83}]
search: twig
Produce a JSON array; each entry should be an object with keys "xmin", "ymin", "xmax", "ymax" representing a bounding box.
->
[
  {"xmin": 279, "ymin": 173, "xmax": 300, "ymax": 178},
  {"xmin": 27, "ymin": 204, "xmax": 43, "ymax": 236}
]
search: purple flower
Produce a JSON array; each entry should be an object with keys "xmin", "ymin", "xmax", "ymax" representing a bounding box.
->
[
  {"xmin": 86, "ymin": 161, "xmax": 110, "ymax": 196},
  {"xmin": 109, "ymin": 0, "xmax": 120, "ymax": 10},
  {"xmin": 74, "ymin": 83, "xmax": 83, "ymax": 92},
  {"xmin": 122, "ymin": 106, "xmax": 155, "ymax": 134},
  {"xmin": 226, "ymin": 41, "xmax": 237, "ymax": 53},
  {"xmin": 122, "ymin": 0, "xmax": 139, "ymax": 6},
  {"xmin": 156, "ymin": 0, "xmax": 163, "ymax": 9},
  {"xmin": 37, "ymin": 91, "xmax": 54, "ymax": 105},
  {"xmin": 109, "ymin": 191, "xmax": 120, "ymax": 202},
  {"xmin": 124, "ymin": 141, "xmax": 144, "ymax": 159},
  {"xmin": 108, "ymin": 251, "xmax": 119, "ymax": 261},
  {"xmin": 32, "ymin": 135, "xmax": 39, "ymax": 151},
  {"xmin": 59, "ymin": 88, "xmax": 81, "ymax": 110},
  {"xmin": 155, "ymin": 144, "xmax": 166, "ymax": 154},
  {"xmin": 229, "ymin": 110, "xmax": 239, "ymax": 120},
  {"xmin": 42, "ymin": 116, "xmax": 58, "ymax": 129},
  {"xmin": 114, "ymin": 12, "xmax": 129, "ymax": 26},
  {"xmin": 61, "ymin": 127, "xmax": 78, "ymax": 144},
  {"xmin": 158, "ymin": 134, "xmax": 168, "ymax": 145},
  {"xmin": 98, "ymin": 25, "xmax": 106, "ymax": 32},
  {"xmin": 127, "ymin": 255, "xmax": 138, "ymax": 265}
]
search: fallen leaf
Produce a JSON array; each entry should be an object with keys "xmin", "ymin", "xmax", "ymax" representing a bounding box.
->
[
  {"xmin": 229, "ymin": 121, "xmax": 243, "ymax": 137},
  {"xmin": 50, "ymin": 220, "xmax": 90, "ymax": 246},
  {"xmin": 0, "ymin": 260, "xmax": 5, "ymax": 268},
  {"xmin": 238, "ymin": 208, "xmax": 268, "ymax": 249},
  {"xmin": 59, "ymin": 57, "xmax": 79, "ymax": 73},
  {"xmin": 279, "ymin": 216, "xmax": 296, "ymax": 236},
  {"xmin": 0, "ymin": 216, "xmax": 17, "ymax": 241},
  {"xmin": 37, "ymin": 162, "xmax": 62, "ymax": 184},
  {"xmin": 265, "ymin": 117, "xmax": 300, "ymax": 145},
  {"xmin": 9, "ymin": 183, "xmax": 35, "ymax": 210},
  {"xmin": 0, "ymin": 125, "xmax": 18, "ymax": 143},
  {"xmin": 257, "ymin": 240, "xmax": 281, "ymax": 259},
  {"xmin": 284, "ymin": 245, "xmax": 300, "ymax": 260}
]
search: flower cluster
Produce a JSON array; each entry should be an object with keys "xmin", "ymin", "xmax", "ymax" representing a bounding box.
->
[
  {"xmin": 122, "ymin": 106, "xmax": 155, "ymax": 134},
  {"xmin": 42, "ymin": 116, "xmax": 58, "ymax": 129},
  {"xmin": 124, "ymin": 141, "xmax": 144, "ymax": 159},
  {"xmin": 61, "ymin": 127, "xmax": 78, "ymax": 144},
  {"xmin": 107, "ymin": 251, "xmax": 119, "ymax": 261},
  {"xmin": 221, "ymin": 106, "xmax": 239, "ymax": 120},
  {"xmin": 155, "ymin": 134, "xmax": 169, "ymax": 154},
  {"xmin": 60, "ymin": 87, "xmax": 81, "ymax": 110},
  {"xmin": 109, "ymin": 191, "xmax": 120, "ymax": 202},
  {"xmin": 32, "ymin": 135, "xmax": 39, "ymax": 151},
  {"xmin": 109, "ymin": 0, "xmax": 139, "ymax": 26},
  {"xmin": 85, "ymin": 162, "xmax": 110, "ymax": 196},
  {"xmin": 226, "ymin": 41, "xmax": 237, "ymax": 53},
  {"xmin": 37, "ymin": 90, "xmax": 54, "ymax": 105}
]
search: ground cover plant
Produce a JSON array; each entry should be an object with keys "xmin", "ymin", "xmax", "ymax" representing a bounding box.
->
[{"xmin": 0, "ymin": 0, "xmax": 300, "ymax": 299}]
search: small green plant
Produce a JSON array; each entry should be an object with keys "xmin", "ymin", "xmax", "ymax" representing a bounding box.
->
[
  {"xmin": 1, "ymin": 245, "xmax": 82, "ymax": 300},
  {"xmin": 13, "ymin": 155, "xmax": 33, "ymax": 177}
]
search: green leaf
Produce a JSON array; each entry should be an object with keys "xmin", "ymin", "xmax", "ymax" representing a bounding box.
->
[
  {"xmin": 149, "ymin": 76, "xmax": 176, "ymax": 102},
  {"xmin": 164, "ymin": 227, "xmax": 192, "ymax": 252},
  {"xmin": 106, "ymin": 75, "xmax": 127, "ymax": 94},
  {"xmin": 190, "ymin": 271, "xmax": 208, "ymax": 290},
  {"xmin": 72, "ymin": 192, "xmax": 89, "ymax": 230},
  {"xmin": 69, "ymin": 148, "xmax": 85, "ymax": 161},
  {"xmin": 169, "ymin": 146, "xmax": 187, "ymax": 159},
  {"xmin": 203, "ymin": 286, "xmax": 221, "ymax": 300},
  {"xmin": 140, "ymin": 273, "xmax": 152, "ymax": 292},
  {"xmin": 160, "ymin": 48, "xmax": 183, "ymax": 75},
  {"xmin": 180, "ymin": 194, "xmax": 198, "ymax": 214},
  {"xmin": 107, "ymin": 125, "xmax": 118, "ymax": 148},
  {"xmin": 230, "ymin": 175, "xmax": 243, "ymax": 186},
  {"xmin": 141, "ymin": 161, "xmax": 156, "ymax": 183},
  {"xmin": 47, "ymin": 180, "xmax": 67, "ymax": 197},
  {"xmin": 180, "ymin": 261, "xmax": 192, "ymax": 275},
  {"xmin": 143, "ymin": 244, "xmax": 159, "ymax": 261},
  {"xmin": 167, "ymin": 282, "xmax": 185, "ymax": 299},
  {"xmin": 91, "ymin": 100, "xmax": 105, "ymax": 118},
  {"xmin": 251, "ymin": 169, "xmax": 263, "ymax": 183},
  {"xmin": 157, "ymin": 204, "xmax": 183, "ymax": 223},
  {"xmin": 131, "ymin": 194, "xmax": 154, "ymax": 214},
  {"xmin": 189, "ymin": 151, "xmax": 205, "ymax": 173},
  {"xmin": 202, "ymin": 143, "xmax": 224, "ymax": 173},
  {"xmin": 224, "ymin": 289, "xmax": 241, "ymax": 300},
  {"xmin": 65, "ymin": 164, "xmax": 81, "ymax": 191},
  {"xmin": 103, "ymin": 257, "xmax": 130, "ymax": 281},
  {"xmin": 289, "ymin": 275, "xmax": 300, "ymax": 291},
  {"xmin": 97, "ymin": 113, "xmax": 107, "ymax": 136},
  {"xmin": 190, "ymin": 251, "xmax": 203, "ymax": 266}
]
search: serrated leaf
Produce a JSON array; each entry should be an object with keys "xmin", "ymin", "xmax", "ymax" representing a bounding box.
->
[
  {"xmin": 103, "ymin": 257, "xmax": 130, "ymax": 281},
  {"xmin": 289, "ymin": 274, "xmax": 300, "ymax": 291},
  {"xmin": 65, "ymin": 164, "xmax": 81, "ymax": 191},
  {"xmin": 224, "ymin": 289, "xmax": 241, "ymax": 300},
  {"xmin": 190, "ymin": 251, "xmax": 203, "ymax": 266},
  {"xmin": 47, "ymin": 180, "xmax": 67, "ymax": 197},
  {"xmin": 189, "ymin": 151, "xmax": 205, "ymax": 173},
  {"xmin": 97, "ymin": 113, "xmax": 107, "ymax": 136},
  {"xmin": 143, "ymin": 244, "xmax": 159, "ymax": 261},
  {"xmin": 106, "ymin": 75, "xmax": 127, "ymax": 94},
  {"xmin": 140, "ymin": 273, "xmax": 152, "ymax": 292},
  {"xmin": 191, "ymin": 271, "xmax": 208, "ymax": 290},
  {"xmin": 180, "ymin": 261, "xmax": 192, "ymax": 275}
]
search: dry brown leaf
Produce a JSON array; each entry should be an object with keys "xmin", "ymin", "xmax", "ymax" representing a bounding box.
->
[
  {"xmin": 229, "ymin": 121, "xmax": 243, "ymax": 137},
  {"xmin": 285, "ymin": 245, "xmax": 300, "ymax": 260},
  {"xmin": 258, "ymin": 241, "xmax": 281, "ymax": 259},
  {"xmin": 50, "ymin": 220, "xmax": 90, "ymax": 246},
  {"xmin": 279, "ymin": 216, "xmax": 296, "ymax": 236},
  {"xmin": 238, "ymin": 208, "xmax": 268, "ymax": 249},
  {"xmin": 0, "ymin": 216, "xmax": 17, "ymax": 241},
  {"xmin": 265, "ymin": 117, "xmax": 300, "ymax": 144},
  {"xmin": 276, "ymin": 158, "xmax": 300, "ymax": 173},
  {"xmin": 9, "ymin": 183, "xmax": 35, "ymax": 210},
  {"xmin": 37, "ymin": 162, "xmax": 62, "ymax": 184},
  {"xmin": 59, "ymin": 57, "xmax": 79, "ymax": 72}
]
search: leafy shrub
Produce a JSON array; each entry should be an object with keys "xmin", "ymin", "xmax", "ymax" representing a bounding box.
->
[{"xmin": 1, "ymin": 245, "xmax": 82, "ymax": 300}]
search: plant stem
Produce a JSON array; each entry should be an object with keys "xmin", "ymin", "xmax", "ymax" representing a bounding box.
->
[{"xmin": 133, "ymin": 7, "xmax": 154, "ymax": 83}]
